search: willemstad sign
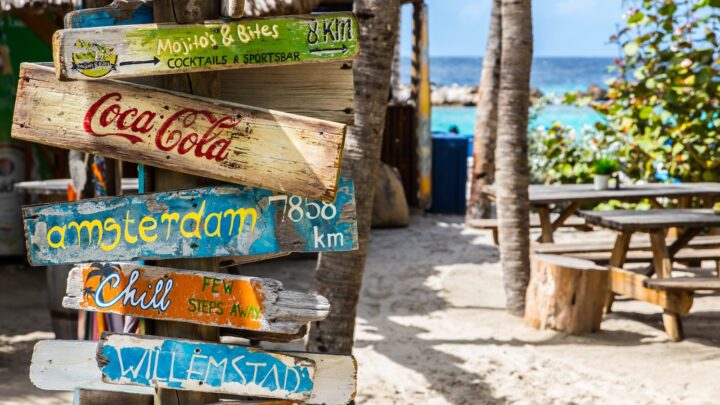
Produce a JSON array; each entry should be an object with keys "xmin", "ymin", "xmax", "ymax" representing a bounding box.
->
[{"xmin": 53, "ymin": 13, "xmax": 359, "ymax": 80}]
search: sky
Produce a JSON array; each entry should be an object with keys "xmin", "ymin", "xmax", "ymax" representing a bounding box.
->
[{"xmin": 400, "ymin": 0, "xmax": 626, "ymax": 57}]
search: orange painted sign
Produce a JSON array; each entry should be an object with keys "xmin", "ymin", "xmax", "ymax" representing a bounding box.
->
[{"xmin": 63, "ymin": 263, "xmax": 329, "ymax": 334}]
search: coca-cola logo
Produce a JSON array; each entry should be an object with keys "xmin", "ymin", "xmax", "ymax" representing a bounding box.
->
[{"xmin": 83, "ymin": 93, "xmax": 240, "ymax": 162}]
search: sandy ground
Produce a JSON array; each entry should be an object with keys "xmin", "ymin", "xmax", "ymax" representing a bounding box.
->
[{"xmin": 3, "ymin": 214, "xmax": 720, "ymax": 404}]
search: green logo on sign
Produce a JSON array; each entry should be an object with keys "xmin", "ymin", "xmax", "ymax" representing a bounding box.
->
[{"xmin": 71, "ymin": 40, "xmax": 117, "ymax": 78}]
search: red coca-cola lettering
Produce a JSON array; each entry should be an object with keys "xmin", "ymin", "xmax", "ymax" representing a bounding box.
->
[
  {"xmin": 156, "ymin": 109, "xmax": 238, "ymax": 162},
  {"xmin": 84, "ymin": 93, "xmax": 156, "ymax": 144},
  {"xmin": 83, "ymin": 93, "xmax": 240, "ymax": 163}
]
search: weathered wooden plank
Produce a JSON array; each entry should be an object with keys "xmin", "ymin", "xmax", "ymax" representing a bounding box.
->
[
  {"xmin": 532, "ymin": 235, "xmax": 720, "ymax": 254},
  {"xmin": 53, "ymin": 13, "xmax": 359, "ymax": 80},
  {"xmin": 609, "ymin": 267, "xmax": 693, "ymax": 314},
  {"xmin": 74, "ymin": 388, "xmax": 153, "ymax": 405},
  {"xmin": 23, "ymin": 178, "xmax": 357, "ymax": 266},
  {"xmin": 31, "ymin": 339, "xmax": 356, "ymax": 404},
  {"xmin": 579, "ymin": 209, "xmax": 720, "ymax": 232},
  {"xmin": 13, "ymin": 63, "xmax": 346, "ymax": 201},
  {"xmin": 218, "ymin": 61, "xmax": 354, "ymax": 125},
  {"xmin": 221, "ymin": 0, "xmax": 246, "ymax": 18},
  {"xmin": 65, "ymin": 1, "xmax": 153, "ymax": 29},
  {"xmin": 63, "ymin": 262, "xmax": 329, "ymax": 334},
  {"xmin": 30, "ymin": 340, "xmax": 153, "ymax": 395},
  {"xmin": 645, "ymin": 277, "xmax": 720, "ymax": 291},
  {"xmin": 98, "ymin": 334, "xmax": 315, "ymax": 400}
]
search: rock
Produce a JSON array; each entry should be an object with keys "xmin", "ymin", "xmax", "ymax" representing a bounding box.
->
[
  {"xmin": 586, "ymin": 84, "xmax": 608, "ymax": 101},
  {"xmin": 372, "ymin": 163, "xmax": 410, "ymax": 228}
]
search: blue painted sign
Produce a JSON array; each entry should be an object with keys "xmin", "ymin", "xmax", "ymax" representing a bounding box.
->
[
  {"xmin": 65, "ymin": 1, "xmax": 153, "ymax": 29},
  {"xmin": 23, "ymin": 178, "xmax": 357, "ymax": 266},
  {"xmin": 99, "ymin": 334, "xmax": 315, "ymax": 400}
]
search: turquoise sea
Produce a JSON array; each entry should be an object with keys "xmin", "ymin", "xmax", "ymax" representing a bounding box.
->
[{"xmin": 402, "ymin": 56, "xmax": 614, "ymax": 134}]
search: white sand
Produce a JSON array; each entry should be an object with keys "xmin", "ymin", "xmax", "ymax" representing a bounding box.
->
[{"xmin": 3, "ymin": 214, "xmax": 720, "ymax": 404}]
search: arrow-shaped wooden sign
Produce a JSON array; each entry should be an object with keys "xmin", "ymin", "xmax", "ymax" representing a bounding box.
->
[
  {"xmin": 12, "ymin": 63, "xmax": 346, "ymax": 201},
  {"xmin": 97, "ymin": 334, "xmax": 315, "ymax": 400},
  {"xmin": 63, "ymin": 262, "xmax": 329, "ymax": 334},
  {"xmin": 53, "ymin": 13, "xmax": 359, "ymax": 80},
  {"xmin": 30, "ymin": 340, "xmax": 357, "ymax": 404},
  {"xmin": 23, "ymin": 178, "xmax": 357, "ymax": 266}
]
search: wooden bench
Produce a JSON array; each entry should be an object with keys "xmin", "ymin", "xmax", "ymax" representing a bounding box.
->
[
  {"xmin": 567, "ymin": 248, "xmax": 720, "ymax": 266},
  {"xmin": 532, "ymin": 235, "xmax": 720, "ymax": 254},
  {"xmin": 468, "ymin": 214, "xmax": 587, "ymax": 244},
  {"xmin": 645, "ymin": 277, "xmax": 720, "ymax": 291}
]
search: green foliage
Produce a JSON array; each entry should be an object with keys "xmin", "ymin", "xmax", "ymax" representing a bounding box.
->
[
  {"xmin": 591, "ymin": 0, "xmax": 720, "ymax": 182},
  {"xmin": 528, "ymin": 122, "xmax": 619, "ymax": 184},
  {"xmin": 594, "ymin": 157, "xmax": 620, "ymax": 175}
]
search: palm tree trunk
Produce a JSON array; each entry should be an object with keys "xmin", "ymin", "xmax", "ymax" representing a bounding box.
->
[
  {"xmin": 496, "ymin": 0, "xmax": 533, "ymax": 316},
  {"xmin": 467, "ymin": 0, "xmax": 502, "ymax": 221},
  {"xmin": 306, "ymin": 0, "xmax": 401, "ymax": 354}
]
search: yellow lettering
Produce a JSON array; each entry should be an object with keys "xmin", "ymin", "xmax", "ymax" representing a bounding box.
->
[
  {"xmin": 161, "ymin": 212, "xmax": 180, "ymax": 239},
  {"xmin": 68, "ymin": 220, "xmax": 103, "ymax": 246},
  {"xmin": 272, "ymin": 24, "xmax": 280, "ymax": 39},
  {"xmin": 47, "ymin": 225, "xmax": 66, "ymax": 249},
  {"xmin": 101, "ymin": 218, "xmax": 121, "ymax": 252},
  {"xmin": 181, "ymin": 201, "xmax": 205, "ymax": 239},
  {"xmin": 157, "ymin": 38, "xmax": 173, "ymax": 55},
  {"xmin": 123, "ymin": 211, "xmax": 138, "ymax": 244},
  {"xmin": 223, "ymin": 207, "xmax": 257, "ymax": 235},
  {"xmin": 139, "ymin": 216, "xmax": 158, "ymax": 243},
  {"xmin": 204, "ymin": 211, "xmax": 222, "ymax": 238}
]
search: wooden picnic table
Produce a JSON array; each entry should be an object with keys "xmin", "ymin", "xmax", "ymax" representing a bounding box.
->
[
  {"xmin": 482, "ymin": 183, "xmax": 720, "ymax": 243},
  {"xmin": 578, "ymin": 208, "xmax": 720, "ymax": 341}
]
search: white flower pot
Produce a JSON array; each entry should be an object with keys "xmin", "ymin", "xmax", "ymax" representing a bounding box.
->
[{"xmin": 594, "ymin": 174, "xmax": 611, "ymax": 190}]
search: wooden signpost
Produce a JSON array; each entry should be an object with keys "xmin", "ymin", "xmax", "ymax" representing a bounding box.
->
[
  {"xmin": 23, "ymin": 177, "xmax": 357, "ymax": 266},
  {"xmin": 12, "ymin": 63, "xmax": 346, "ymax": 201},
  {"xmin": 30, "ymin": 339, "xmax": 357, "ymax": 404},
  {"xmin": 18, "ymin": 1, "xmax": 361, "ymax": 402},
  {"xmin": 53, "ymin": 13, "xmax": 359, "ymax": 80},
  {"xmin": 98, "ymin": 334, "xmax": 315, "ymax": 400},
  {"xmin": 63, "ymin": 262, "xmax": 330, "ymax": 334}
]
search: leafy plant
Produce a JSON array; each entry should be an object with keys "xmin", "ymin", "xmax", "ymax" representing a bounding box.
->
[
  {"xmin": 528, "ymin": 121, "xmax": 619, "ymax": 184},
  {"xmin": 589, "ymin": 0, "xmax": 720, "ymax": 182},
  {"xmin": 594, "ymin": 158, "xmax": 620, "ymax": 175}
]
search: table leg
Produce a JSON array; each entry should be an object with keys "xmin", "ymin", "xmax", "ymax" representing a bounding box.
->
[
  {"xmin": 537, "ymin": 205, "xmax": 554, "ymax": 243},
  {"xmin": 668, "ymin": 196, "xmax": 691, "ymax": 238},
  {"xmin": 551, "ymin": 201, "xmax": 582, "ymax": 231},
  {"xmin": 649, "ymin": 230, "xmax": 684, "ymax": 341},
  {"xmin": 606, "ymin": 231, "xmax": 632, "ymax": 313}
]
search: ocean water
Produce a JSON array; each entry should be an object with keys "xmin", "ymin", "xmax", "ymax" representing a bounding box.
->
[{"xmin": 401, "ymin": 57, "xmax": 614, "ymax": 133}]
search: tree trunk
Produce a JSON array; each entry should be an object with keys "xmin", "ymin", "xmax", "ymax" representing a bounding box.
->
[
  {"xmin": 151, "ymin": 1, "xmax": 222, "ymax": 404},
  {"xmin": 466, "ymin": 0, "xmax": 502, "ymax": 221},
  {"xmin": 495, "ymin": 0, "xmax": 533, "ymax": 316},
  {"xmin": 306, "ymin": 0, "xmax": 401, "ymax": 354}
]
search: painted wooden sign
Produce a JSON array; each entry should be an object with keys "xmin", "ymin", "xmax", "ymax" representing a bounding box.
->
[
  {"xmin": 23, "ymin": 177, "xmax": 357, "ymax": 266},
  {"xmin": 64, "ymin": 1, "xmax": 153, "ymax": 29},
  {"xmin": 98, "ymin": 334, "xmax": 314, "ymax": 400},
  {"xmin": 12, "ymin": 63, "xmax": 345, "ymax": 201},
  {"xmin": 53, "ymin": 13, "xmax": 359, "ymax": 80},
  {"xmin": 63, "ymin": 262, "xmax": 329, "ymax": 334},
  {"xmin": 31, "ymin": 340, "xmax": 357, "ymax": 404}
]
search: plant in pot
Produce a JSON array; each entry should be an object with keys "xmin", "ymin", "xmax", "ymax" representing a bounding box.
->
[{"xmin": 593, "ymin": 158, "xmax": 619, "ymax": 190}]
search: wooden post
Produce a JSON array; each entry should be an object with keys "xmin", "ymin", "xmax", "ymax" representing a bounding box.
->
[
  {"xmin": 151, "ymin": 1, "xmax": 221, "ymax": 403},
  {"xmin": 411, "ymin": 1, "xmax": 431, "ymax": 210}
]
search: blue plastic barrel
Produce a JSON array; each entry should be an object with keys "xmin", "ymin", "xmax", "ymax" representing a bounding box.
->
[{"xmin": 429, "ymin": 134, "xmax": 468, "ymax": 214}]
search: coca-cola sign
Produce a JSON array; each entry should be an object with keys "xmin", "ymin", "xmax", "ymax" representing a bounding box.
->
[{"xmin": 84, "ymin": 92, "xmax": 239, "ymax": 162}]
